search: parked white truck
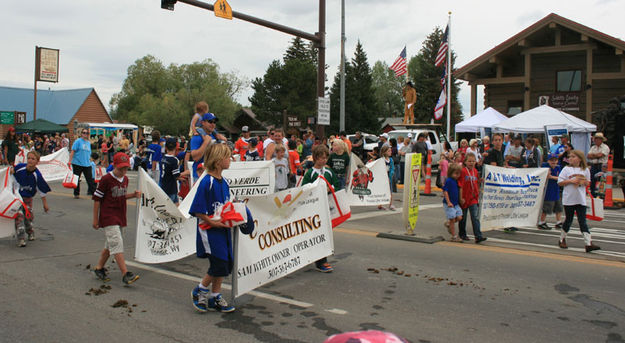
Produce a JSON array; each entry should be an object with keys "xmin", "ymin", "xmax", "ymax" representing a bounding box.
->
[{"xmin": 387, "ymin": 124, "xmax": 456, "ymax": 166}]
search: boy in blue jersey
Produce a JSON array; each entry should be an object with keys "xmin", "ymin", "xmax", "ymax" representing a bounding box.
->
[
  {"xmin": 146, "ymin": 130, "xmax": 163, "ymax": 184},
  {"xmin": 537, "ymin": 154, "xmax": 563, "ymax": 230},
  {"xmin": 189, "ymin": 143, "xmax": 254, "ymax": 313},
  {"xmin": 160, "ymin": 138, "xmax": 181, "ymax": 204},
  {"xmin": 12, "ymin": 151, "xmax": 51, "ymax": 247}
]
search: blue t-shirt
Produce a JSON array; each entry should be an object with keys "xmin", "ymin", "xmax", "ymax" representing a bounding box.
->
[
  {"xmin": 189, "ymin": 132, "xmax": 218, "ymax": 178},
  {"xmin": 189, "ymin": 175, "xmax": 231, "ymax": 261},
  {"xmin": 71, "ymin": 138, "xmax": 92, "ymax": 167},
  {"xmin": 442, "ymin": 178, "xmax": 460, "ymax": 206},
  {"xmin": 549, "ymin": 143, "xmax": 561, "ymax": 155},
  {"xmin": 245, "ymin": 150, "xmax": 261, "ymax": 161},
  {"xmin": 14, "ymin": 164, "xmax": 51, "ymax": 198},
  {"xmin": 146, "ymin": 143, "xmax": 163, "ymax": 166},
  {"xmin": 160, "ymin": 154, "xmax": 180, "ymax": 195},
  {"xmin": 542, "ymin": 162, "xmax": 561, "ymax": 201}
]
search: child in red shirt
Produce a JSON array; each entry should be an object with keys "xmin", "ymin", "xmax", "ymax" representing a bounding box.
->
[
  {"xmin": 92, "ymin": 152, "xmax": 142, "ymax": 284},
  {"xmin": 287, "ymin": 140, "xmax": 301, "ymax": 188},
  {"xmin": 458, "ymin": 153, "xmax": 486, "ymax": 243}
]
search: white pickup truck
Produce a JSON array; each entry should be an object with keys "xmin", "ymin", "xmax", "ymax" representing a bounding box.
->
[{"xmin": 387, "ymin": 126, "xmax": 456, "ymax": 166}]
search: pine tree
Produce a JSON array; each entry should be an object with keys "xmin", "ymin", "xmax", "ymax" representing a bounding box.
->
[
  {"xmin": 329, "ymin": 40, "xmax": 379, "ymax": 133},
  {"xmin": 371, "ymin": 61, "xmax": 404, "ymax": 118},
  {"xmin": 407, "ymin": 27, "xmax": 463, "ymax": 135}
]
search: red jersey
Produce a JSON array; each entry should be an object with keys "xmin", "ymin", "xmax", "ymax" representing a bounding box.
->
[
  {"xmin": 288, "ymin": 150, "xmax": 301, "ymax": 174},
  {"xmin": 458, "ymin": 166, "xmax": 479, "ymax": 209},
  {"xmin": 234, "ymin": 138, "xmax": 249, "ymax": 161},
  {"xmin": 92, "ymin": 172, "xmax": 129, "ymax": 228}
]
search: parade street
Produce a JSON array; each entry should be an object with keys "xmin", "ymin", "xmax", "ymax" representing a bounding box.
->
[{"xmin": 0, "ymin": 173, "xmax": 623, "ymax": 343}]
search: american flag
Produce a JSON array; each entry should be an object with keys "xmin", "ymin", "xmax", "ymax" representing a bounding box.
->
[
  {"xmin": 434, "ymin": 25, "xmax": 449, "ymax": 67},
  {"xmin": 389, "ymin": 46, "xmax": 407, "ymax": 77},
  {"xmin": 440, "ymin": 63, "xmax": 447, "ymax": 87},
  {"xmin": 434, "ymin": 87, "xmax": 446, "ymax": 120}
]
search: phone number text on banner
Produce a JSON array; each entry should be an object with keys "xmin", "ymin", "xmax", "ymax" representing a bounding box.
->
[
  {"xmin": 234, "ymin": 179, "xmax": 333, "ymax": 298},
  {"xmin": 479, "ymin": 165, "xmax": 548, "ymax": 231}
]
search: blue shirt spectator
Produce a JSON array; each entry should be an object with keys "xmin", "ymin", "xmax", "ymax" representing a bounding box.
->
[{"xmin": 71, "ymin": 137, "xmax": 92, "ymax": 167}]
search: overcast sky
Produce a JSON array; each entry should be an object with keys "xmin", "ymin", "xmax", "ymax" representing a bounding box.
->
[{"xmin": 1, "ymin": 0, "xmax": 623, "ymax": 122}]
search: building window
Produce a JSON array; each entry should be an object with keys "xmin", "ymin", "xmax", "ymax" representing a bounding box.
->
[
  {"xmin": 507, "ymin": 100, "xmax": 523, "ymax": 115},
  {"xmin": 556, "ymin": 70, "xmax": 582, "ymax": 92}
]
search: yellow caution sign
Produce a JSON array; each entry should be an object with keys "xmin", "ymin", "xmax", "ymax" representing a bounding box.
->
[{"xmin": 214, "ymin": 0, "xmax": 232, "ymax": 20}]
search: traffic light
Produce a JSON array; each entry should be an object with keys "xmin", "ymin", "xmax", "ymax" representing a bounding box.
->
[{"xmin": 161, "ymin": 0, "xmax": 176, "ymax": 10}]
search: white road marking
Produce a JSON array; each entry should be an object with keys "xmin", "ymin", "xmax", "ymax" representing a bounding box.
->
[
  {"xmin": 348, "ymin": 203, "xmax": 439, "ymax": 221},
  {"xmin": 477, "ymin": 237, "xmax": 625, "ymax": 259},
  {"xmin": 504, "ymin": 229, "xmax": 625, "ymax": 246},
  {"xmin": 126, "ymin": 260, "xmax": 346, "ymax": 311}
]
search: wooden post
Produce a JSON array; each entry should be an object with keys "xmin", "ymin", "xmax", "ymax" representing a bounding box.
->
[
  {"xmin": 470, "ymin": 84, "xmax": 477, "ymax": 115},
  {"xmin": 524, "ymin": 53, "xmax": 531, "ymax": 111},
  {"xmin": 586, "ymin": 48, "xmax": 593, "ymax": 122}
]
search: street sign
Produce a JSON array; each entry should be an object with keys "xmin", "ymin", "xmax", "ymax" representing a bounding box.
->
[
  {"xmin": 287, "ymin": 115, "xmax": 301, "ymax": 128},
  {"xmin": 0, "ymin": 111, "xmax": 14, "ymax": 125},
  {"xmin": 317, "ymin": 97, "xmax": 330, "ymax": 126},
  {"xmin": 214, "ymin": 0, "xmax": 232, "ymax": 20},
  {"xmin": 14, "ymin": 112, "xmax": 26, "ymax": 125}
]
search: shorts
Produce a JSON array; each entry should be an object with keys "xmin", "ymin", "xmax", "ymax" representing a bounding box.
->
[
  {"xmin": 542, "ymin": 199, "xmax": 563, "ymax": 214},
  {"xmin": 168, "ymin": 193, "xmax": 179, "ymax": 203},
  {"xmin": 207, "ymin": 254, "xmax": 232, "ymax": 277},
  {"xmin": 103, "ymin": 225, "xmax": 124, "ymax": 255},
  {"xmin": 445, "ymin": 204, "xmax": 463, "ymax": 219}
]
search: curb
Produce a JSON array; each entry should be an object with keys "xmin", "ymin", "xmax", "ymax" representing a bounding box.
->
[{"xmin": 376, "ymin": 232, "xmax": 445, "ymax": 244}]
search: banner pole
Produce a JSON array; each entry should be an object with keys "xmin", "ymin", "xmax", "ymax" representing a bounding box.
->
[
  {"xmin": 446, "ymin": 12, "xmax": 452, "ymax": 140},
  {"xmin": 231, "ymin": 227, "xmax": 239, "ymax": 305}
]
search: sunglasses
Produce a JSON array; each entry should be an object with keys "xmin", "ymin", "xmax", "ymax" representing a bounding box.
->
[
  {"xmin": 82, "ymin": 131, "xmax": 89, "ymax": 134},
  {"xmin": 207, "ymin": 120, "xmax": 216, "ymax": 124}
]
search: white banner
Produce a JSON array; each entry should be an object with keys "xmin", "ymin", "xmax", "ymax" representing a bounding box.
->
[
  {"xmin": 187, "ymin": 160, "xmax": 274, "ymax": 199},
  {"xmin": 480, "ymin": 166, "xmax": 549, "ymax": 231},
  {"xmin": 234, "ymin": 179, "xmax": 334, "ymax": 297},
  {"xmin": 346, "ymin": 154, "xmax": 391, "ymax": 206},
  {"xmin": 15, "ymin": 148, "xmax": 70, "ymax": 181},
  {"xmin": 135, "ymin": 169, "xmax": 196, "ymax": 263},
  {"xmin": 0, "ymin": 168, "xmax": 16, "ymax": 238}
]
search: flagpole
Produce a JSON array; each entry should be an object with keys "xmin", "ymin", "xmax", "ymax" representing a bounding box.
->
[{"xmin": 446, "ymin": 11, "xmax": 452, "ymax": 139}]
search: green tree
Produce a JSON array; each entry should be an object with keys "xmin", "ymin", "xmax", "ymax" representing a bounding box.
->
[
  {"xmin": 110, "ymin": 55, "xmax": 243, "ymax": 135},
  {"xmin": 329, "ymin": 40, "xmax": 379, "ymax": 133},
  {"xmin": 250, "ymin": 37, "xmax": 317, "ymax": 127},
  {"xmin": 371, "ymin": 61, "xmax": 404, "ymax": 118},
  {"xmin": 407, "ymin": 27, "xmax": 463, "ymax": 135}
]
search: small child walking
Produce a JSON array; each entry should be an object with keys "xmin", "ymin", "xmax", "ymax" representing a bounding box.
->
[
  {"xmin": 301, "ymin": 144, "xmax": 340, "ymax": 273},
  {"xmin": 443, "ymin": 163, "xmax": 463, "ymax": 242},
  {"xmin": 92, "ymin": 152, "xmax": 141, "ymax": 284},
  {"xmin": 189, "ymin": 143, "xmax": 254, "ymax": 313},
  {"xmin": 458, "ymin": 153, "xmax": 486, "ymax": 243},
  {"xmin": 380, "ymin": 145, "xmax": 396, "ymax": 211},
  {"xmin": 13, "ymin": 151, "xmax": 51, "ymax": 247},
  {"xmin": 160, "ymin": 138, "xmax": 181, "ymax": 204},
  {"xmin": 287, "ymin": 140, "xmax": 302, "ymax": 188},
  {"xmin": 273, "ymin": 145, "xmax": 290, "ymax": 192},
  {"xmin": 537, "ymin": 153, "xmax": 563, "ymax": 230},
  {"xmin": 557, "ymin": 149, "xmax": 600, "ymax": 252}
]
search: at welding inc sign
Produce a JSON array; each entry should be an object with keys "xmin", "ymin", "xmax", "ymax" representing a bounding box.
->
[{"xmin": 36, "ymin": 47, "xmax": 59, "ymax": 83}]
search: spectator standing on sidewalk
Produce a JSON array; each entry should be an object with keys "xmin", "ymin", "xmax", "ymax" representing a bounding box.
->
[{"xmin": 587, "ymin": 133, "xmax": 609, "ymax": 197}]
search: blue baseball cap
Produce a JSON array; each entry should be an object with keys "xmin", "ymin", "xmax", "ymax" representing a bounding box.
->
[
  {"xmin": 548, "ymin": 153, "xmax": 559, "ymax": 160},
  {"xmin": 202, "ymin": 112, "xmax": 218, "ymax": 122}
]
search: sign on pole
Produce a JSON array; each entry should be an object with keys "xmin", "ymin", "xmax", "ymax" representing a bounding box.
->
[
  {"xmin": 35, "ymin": 47, "xmax": 59, "ymax": 83},
  {"xmin": 317, "ymin": 97, "xmax": 330, "ymax": 126},
  {"xmin": 214, "ymin": 0, "xmax": 233, "ymax": 20},
  {"xmin": 402, "ymin": 153, "xmax": 422, "ymax": 233}
]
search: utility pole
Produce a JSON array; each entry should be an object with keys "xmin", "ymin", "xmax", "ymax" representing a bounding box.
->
[
  {"xmin": 339, "ymin": 0, "xmax": 345, "ymax": 133},
  {"xmin": 171, "ymin": 0, "xmax": 326, "ymax": 137}
]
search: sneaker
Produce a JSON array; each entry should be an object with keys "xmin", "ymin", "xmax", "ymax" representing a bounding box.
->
[
  {"xmin": 450, "ymin": 236, "xmax": 463, "ymax": 243},
  {"xmin": 316, "ymin": 262, "xmax": 333, "ymax": 273},
  {"xmin": 585, "ymin": 244, "xmax": 601, "ymax": 253},
  {"xmin": 377, "ymin": 205, "xmax": 385, "ymax": 210},
  {"xmin": 388, "ymin": 205, "xmax": 396, "ymax": 211},
  {"xmin": 94, "ymin": 268, "xmax": 110, "ymax": 282},
  {"xmin": 460, "ymin": 236, "xmax": 470, "ymax": 241},
  {"xmin": 27, "ymin": 232, "xmax": 35, "ymax": 241},
  {"xmin": 74, "ymin": 195, "xmax": 80, "ymax": 199},
  {"xmin": 191, "ymin": 286, "xmax": 209, "ymax": 313},
  {"xmin": 122, "ymin": 271, "xmax": 139, "ymax": 285},
  {"xmin": 554, "ymin": 222, "xmax": 563, "ymax": 229},
  {"xmin": 558, "ymin": 239, "xmax": 568, "ymax": 249},
  {"xmin": 537, "ymin": 223, "xmax": 551, "ymax": 230},
  {"xmin": 208, "ymin": 294, "xmax": 235, "ymax": 313},
  {"xmin": 475, "ymin": 237, "xmax": 488, "ymax": 244},
  {"xmin": 17, "ymin": 239, "xmax": 26, "ymax": 247}
]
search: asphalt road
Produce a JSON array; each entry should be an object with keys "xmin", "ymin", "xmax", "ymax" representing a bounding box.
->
[{"xmin": 1, "ymin": 172, "xmax": 624, "ymax": 343}]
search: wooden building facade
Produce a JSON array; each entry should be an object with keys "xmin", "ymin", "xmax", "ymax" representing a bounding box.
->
[{"xmin": 457, "ymin": 13, "xmax": 625, "ymax": 121}]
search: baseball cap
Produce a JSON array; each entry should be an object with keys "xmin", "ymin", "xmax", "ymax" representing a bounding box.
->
[
  {"xmin": 113, "ymin": 152, "xmax": 130, "ymax": 168},
  {"xmin": 165, "ymin": 137, "xmax": 177, "ymax": 150},
  {"xmin": 8, "ymin": 127, "xmax": 15, "ymax": 132},
  {"xmin": 380, "ymin": 133, "xmax": 389, "ymax": 139},
  {"xmin": 548, "ymin": 153, "xmax": 559, "ymax": 160},
  {"xmin": 202, "ymin": 112, "xmax": 218, "ymax": 122},
  {"xmin": 241, "ymin": 126, "xmax": 249, "ymax": 132},
  {"xmin": 407, "ymin": 133, "xmax": 413, "ymax": 138}
]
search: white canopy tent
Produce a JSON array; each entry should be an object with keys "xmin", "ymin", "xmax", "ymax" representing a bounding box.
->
[
  {"xmin": 492, "ymin": 105, "xmax": 596, "ymax": 133},
  {"xmin": 455, "ymin": 107, "xmax": 508, "ymax": 133}
]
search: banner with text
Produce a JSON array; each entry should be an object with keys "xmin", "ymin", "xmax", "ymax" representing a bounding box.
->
[
  {"xmin": 0, "ymin": 168, "xmax": 17, "ymax": 238},
  {"xmin": 15, "ymin": 148, "xmax": 70, "ymax": 181},
  {"xmin": 480, "ymin": 165, "xmax": 548, "ymax": 231},
  {"xmin": 234, "ymin": 179, "xmax": 334, "ymax": 297},
  {"xmin": 346, "ymin": 154, "xmax": 391, "ymax": 206},
  {"xmin": 135, "ymin": 169, "xmax": 196, "ymax": 263},
  {"xmin": 187, "ymin": 160, "xmax": 274, "ymax": 198}
]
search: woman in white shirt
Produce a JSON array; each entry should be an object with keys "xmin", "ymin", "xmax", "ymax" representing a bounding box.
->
[
  {"xmin": 466, "ymin": 139, "xmax": 482, "ymax": 164},
  {"xmin": 557, "ymin": 149, "xmax": 600, "ymax": 252}
]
